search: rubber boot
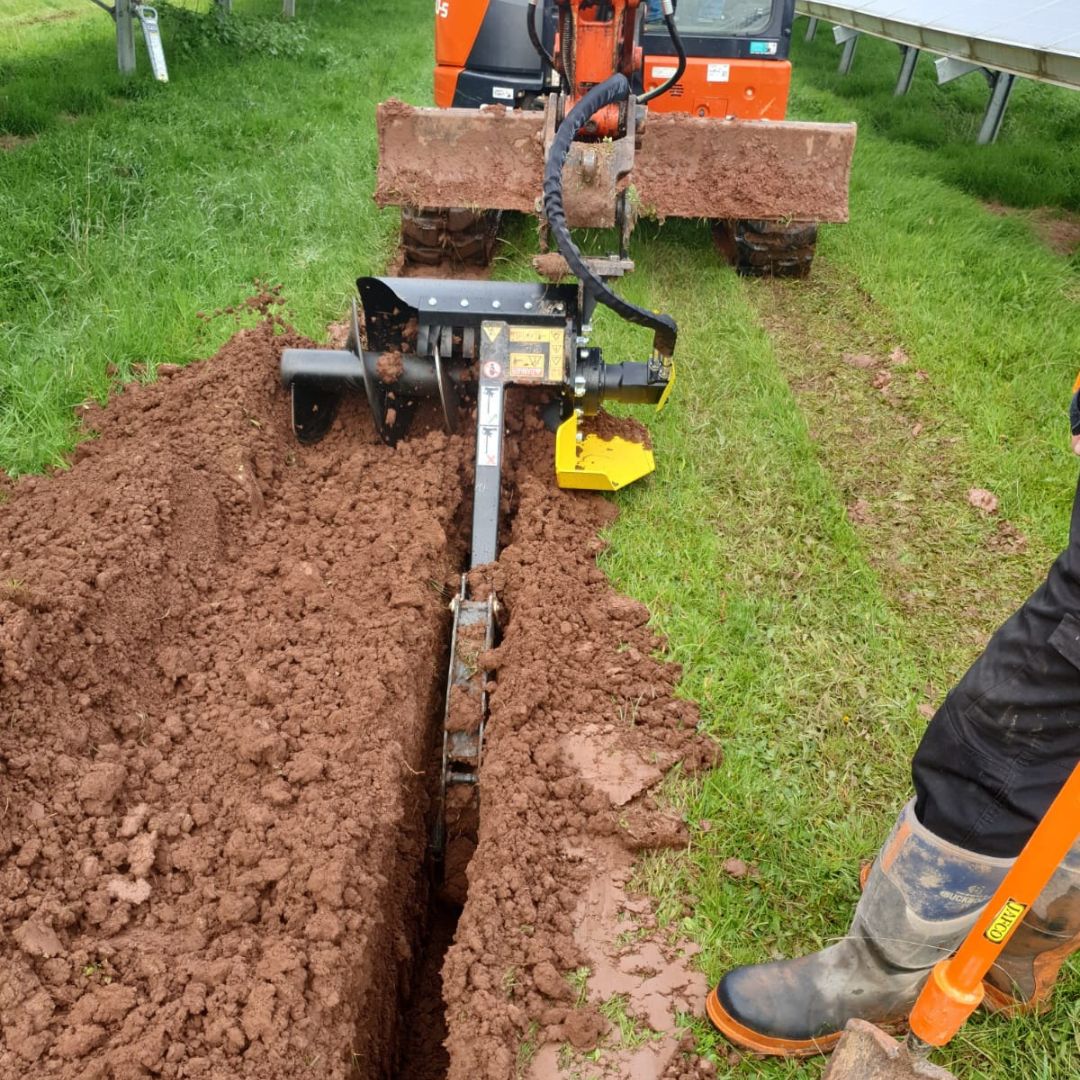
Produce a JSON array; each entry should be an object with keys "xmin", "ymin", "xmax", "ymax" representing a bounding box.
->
[
  {"xmin": 705, "ymin": 801, "xmax": 1015, "ymax": 1057},
  {"xmin": 982, "ymin": 840, "xmax": 1080, "ymax": 1015}
]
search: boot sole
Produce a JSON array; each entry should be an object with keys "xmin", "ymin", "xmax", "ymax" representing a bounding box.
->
[{"xmin": 705, "ymin": 987, "xmax": 844, "ymax": 1058}]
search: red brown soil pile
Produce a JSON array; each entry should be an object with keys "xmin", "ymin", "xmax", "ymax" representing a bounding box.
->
[
  {"xmin": 441, "ymin": 405, "xmax": 717, "ymax": 1079},
  {"xmin": 0, "ymin": 320, "xmax": 471, "ymax": 1078},
  {"xmin": 1, "ymin": 318, "xmax": 722, "ymax": 1077},
  {"xmin": 531, "ymin": 253, "xmax": 571, "ymax": 283}
]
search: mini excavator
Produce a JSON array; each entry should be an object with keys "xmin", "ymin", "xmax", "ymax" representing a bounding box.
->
[{"xmin": 280, "ymin": 0, "xmax": 853, "ymax": 865}]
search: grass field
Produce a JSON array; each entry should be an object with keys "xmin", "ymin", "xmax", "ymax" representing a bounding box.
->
[{"xmin": 2, "ymin": 1, "xmax": 1079, "ymax": 1076}]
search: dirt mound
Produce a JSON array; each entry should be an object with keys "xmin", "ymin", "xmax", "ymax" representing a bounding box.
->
[
  {"xmin": 441, "ymin": 407, "xmax": 717, "ymax": 1079},
  {"xmin": 0, "ymin": 320, "xmax": 470, "ymax": 1078},
  {"xmin": 0, "ymin": 315, "xmax": 719, "ymax": 1079}
]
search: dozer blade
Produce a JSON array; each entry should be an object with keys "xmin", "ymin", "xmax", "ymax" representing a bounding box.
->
[
  {"xmin": 634, "ymin": 114, "xmax": 855, "ymax": 223},
  {"xmin": 375, "ymin": 100, "xmax": 856, "ymax": 227}
]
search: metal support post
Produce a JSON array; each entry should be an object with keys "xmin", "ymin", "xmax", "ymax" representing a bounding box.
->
[
  {"xmin": 805, "ymin": 16, "xmax": 818, "ymax": 42},
  {"xmin": 935, "ymin": 57, "xmax": 1016, "ymax": 144},
  {"xmin": 115, "ymin": 0, "xmax": 136, "ymax": 75},
  {"xmin": 978, "ymin": 71, "xmax": 1015, "ymax": 144},
  {"xmin": 833, "ymin": 25, "xmax": 859, "ymax": 75},
  {"xmin": 282, "ymin": 0, "xmax": 295, "ymax": 17},
  {"xmin": 895, "ymin": 45, "xmax": 920, "ymax": 95},
  {"xmin": 217, "ymin": 0, "xmax": 232, "ymax": 12}
]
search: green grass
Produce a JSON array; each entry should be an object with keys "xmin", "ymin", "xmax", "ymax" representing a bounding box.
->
[
  {"xmin": 788, "ymin": 23, "xmax": 1080, "ymax": 213},
  {"xmin": 0, "ymin": 0, "xmax": 424, "ymax": 473},
  {"xmin": 3, "ymin": 3, "xmax": 1080, "ymax": 1077}
]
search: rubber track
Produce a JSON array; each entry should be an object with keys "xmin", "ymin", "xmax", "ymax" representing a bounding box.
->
[
  {"xmin": 714, "ymin": 218, "xmax": 819, "ymax": 279},
  {"xmin": 401, "ymin": 206, "xmax": 501, "ymax": 268}
]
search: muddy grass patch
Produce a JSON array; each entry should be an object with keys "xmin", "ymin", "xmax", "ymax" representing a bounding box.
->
[
  {"xmin": 747, "ymin": 263, "xmax": 1050, "ymax": 675},
  {"xmin": 984, "ymin": 201, "xmax": 1080, "ymax": 258}
]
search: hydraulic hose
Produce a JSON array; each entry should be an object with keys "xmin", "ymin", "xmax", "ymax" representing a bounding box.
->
[
  {"xmin": 526, "ymin": 0, "xmax": 556, "ymax": 72},
  {"xmin": 542, "ymin": 74, "xmax": 677, "ymax": 357},
  {"xmin": 638, "ymin": 0, "xmax": 686, "ymax": 104}
]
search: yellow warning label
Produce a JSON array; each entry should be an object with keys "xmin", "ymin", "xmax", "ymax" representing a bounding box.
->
[
  {"xmin": 985, "ymin": 899, "xmax": 1027, "ymax": 945},
  {"xmin": 510, "ymin": 351, "xmax": 544, "ymax": 378},
  {"xmin": 482, "ymin": 323, "xmax": 503, "ymax": 343},
  {"xmin": 508, "ymin": 326, "xmax": 564, "ymax": 383}
]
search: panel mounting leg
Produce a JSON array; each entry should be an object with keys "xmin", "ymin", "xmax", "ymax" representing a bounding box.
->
[
  {"xmin": 115, "ymin": 0, "xmax": 136, "ymax": 74},
  {"xmin": 895, "ymin": 45, "xmax": 920, "ymax": 96},
  {"xmin": 805, "ymin": 16, "xmax": 818, "ymax": 42},
  {"xmin": 833, "ymin": 25, "xmax": 859, "ymax": 75},
  {"xmin": 978, "ymin": 71, "xmax": 1015, "ymax": 144}
]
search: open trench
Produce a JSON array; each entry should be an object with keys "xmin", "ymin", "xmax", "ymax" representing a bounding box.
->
[{"xmin": 0, "ymin": 313, "xmax": 716, "ymax": 1080}]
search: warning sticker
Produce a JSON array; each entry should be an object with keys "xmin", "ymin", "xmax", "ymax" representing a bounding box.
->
[
  {"xmin": 507, "ymin": 326, "xmax": 564, "ymax": 384},
  {"xmin": 482, "ymin": 360, "xmax": 503, "ymax": 379},
  {"xmin": 707, "ymin": 63, "xmax": 730, "ymax": 83},
  {"xmin": 509, "ymin": 351, "xmax": 544, "ymax": 379},
  {"xmin": 477, "ymin": 384, "xmax": 503, "ymax": 468}
]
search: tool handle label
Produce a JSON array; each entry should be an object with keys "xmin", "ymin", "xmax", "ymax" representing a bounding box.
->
[{"xmin": 984, "ymin": 898, "xmax": 1027, "ymax": 945}]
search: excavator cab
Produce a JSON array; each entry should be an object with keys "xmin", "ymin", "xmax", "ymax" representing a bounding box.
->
[
  {"xmin": 434, "ymin": 0, "xmax": 555, "ymax": 108},
  {"xmin": 436, "ymin": 0, "xmax": 797, "ymax": 121}
]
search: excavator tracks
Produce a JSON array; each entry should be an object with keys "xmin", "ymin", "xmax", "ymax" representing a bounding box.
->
[
  {"xmin": 400, "ymin": 206, "xmax": 502, "ymax": 268},
  {"xmin": 713, "ymin": 218, "xmax": 819, "ymax": 279}
]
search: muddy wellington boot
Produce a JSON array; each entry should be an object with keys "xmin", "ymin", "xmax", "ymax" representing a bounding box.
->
[
  {"xmin": 705, "ymin": 801, "xmax": 1015, "ymax": 1057},
  {"xmin": 982, "ymin": 840, "xmax": 1080, "ymax": 1015}
]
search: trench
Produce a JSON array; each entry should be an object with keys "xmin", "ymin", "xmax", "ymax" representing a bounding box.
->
[
  {"xmin": 383, "ymin": 448, "xmax": 502, "ymax": 1080},
  {"xmin": 389, "ymin": 711, "xmax": 470, "ymax": 1080},
  {"xmin": 385, "ymin": 402, "xmax": 530, "ymax": 1077}
]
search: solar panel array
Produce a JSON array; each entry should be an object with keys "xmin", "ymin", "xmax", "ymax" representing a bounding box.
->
[{"xmin": 798, "ymin": 0, "xmax": 1080, "ymax": 88}]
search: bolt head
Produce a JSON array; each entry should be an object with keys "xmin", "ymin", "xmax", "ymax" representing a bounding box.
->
[
  {"xmin": 524, "ymin": 301, "xmax": 533, "ymax": 310},
  {"xmin": 492, "ymin": 299, "xmax": 501, "ymax": 309},
  {"xmin": 460, "ymin": 299, "xmax": 469, "ymax": 308},
  {"xmin": 428, "ymin": 297, "xmax": 438, "ymax": 306}
]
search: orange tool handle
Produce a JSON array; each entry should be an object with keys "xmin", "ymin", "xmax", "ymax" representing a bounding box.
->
[{"xmin": 909, "ymin": 760, "xmax": 1080, "ymax": 1047}]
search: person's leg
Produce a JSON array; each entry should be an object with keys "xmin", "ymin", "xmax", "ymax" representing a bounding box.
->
[
  {"xmin": 913, "ymin": 476, "xmax": 1080, "ymax": 856},
  {"xmin": 709, "ymin": 477, "xmax": 1080, "ymax": 1053},
  {"xmin": 705, "ymin": 801, "xmax": 1014, "ymax": 1055}
]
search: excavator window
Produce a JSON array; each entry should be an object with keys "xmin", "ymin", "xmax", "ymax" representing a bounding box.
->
[{"xmin": 647, "ymin": 0, "xmax": 779, "ymax": 37}]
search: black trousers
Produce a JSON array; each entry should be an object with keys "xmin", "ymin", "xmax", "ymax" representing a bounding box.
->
[{"xmin": 913, "ymin": 474, "xmax": 1080, "ymax": 859}]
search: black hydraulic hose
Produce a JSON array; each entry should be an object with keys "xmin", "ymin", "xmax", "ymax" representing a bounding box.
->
[
  {"xmin": 542, "ymin": 74, "xmax": 677, "ymax": 357},
  {"xmin": 638, "ymin": 0, "xmax": 686, "ymax": 104},
  {"xmin": 526, "ymin": 0, "xmax": 556, "ymax": 72}
]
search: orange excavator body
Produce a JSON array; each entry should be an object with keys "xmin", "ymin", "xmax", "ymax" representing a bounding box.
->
[
  {"xmin": 642, "ymin": 56, "xmax": 790, "ymax": 119},
  {"xmin": 433, "ymin": 0, "xmax": 794, "ymax": 123}
]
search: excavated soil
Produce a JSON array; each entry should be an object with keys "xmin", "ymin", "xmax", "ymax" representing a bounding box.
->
[
  {"xmin": 0, "ymin": 318, "xmax": 471, "ymax": 1078},
  {"xmin": 0, "ymin": 313, "xmax": 718, "ymax": 1079}
]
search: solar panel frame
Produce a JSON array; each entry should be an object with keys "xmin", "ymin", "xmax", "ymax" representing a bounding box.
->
[{"xmin": 798, "ymin": 0, "xmax": 1080, "ymax": 88}]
